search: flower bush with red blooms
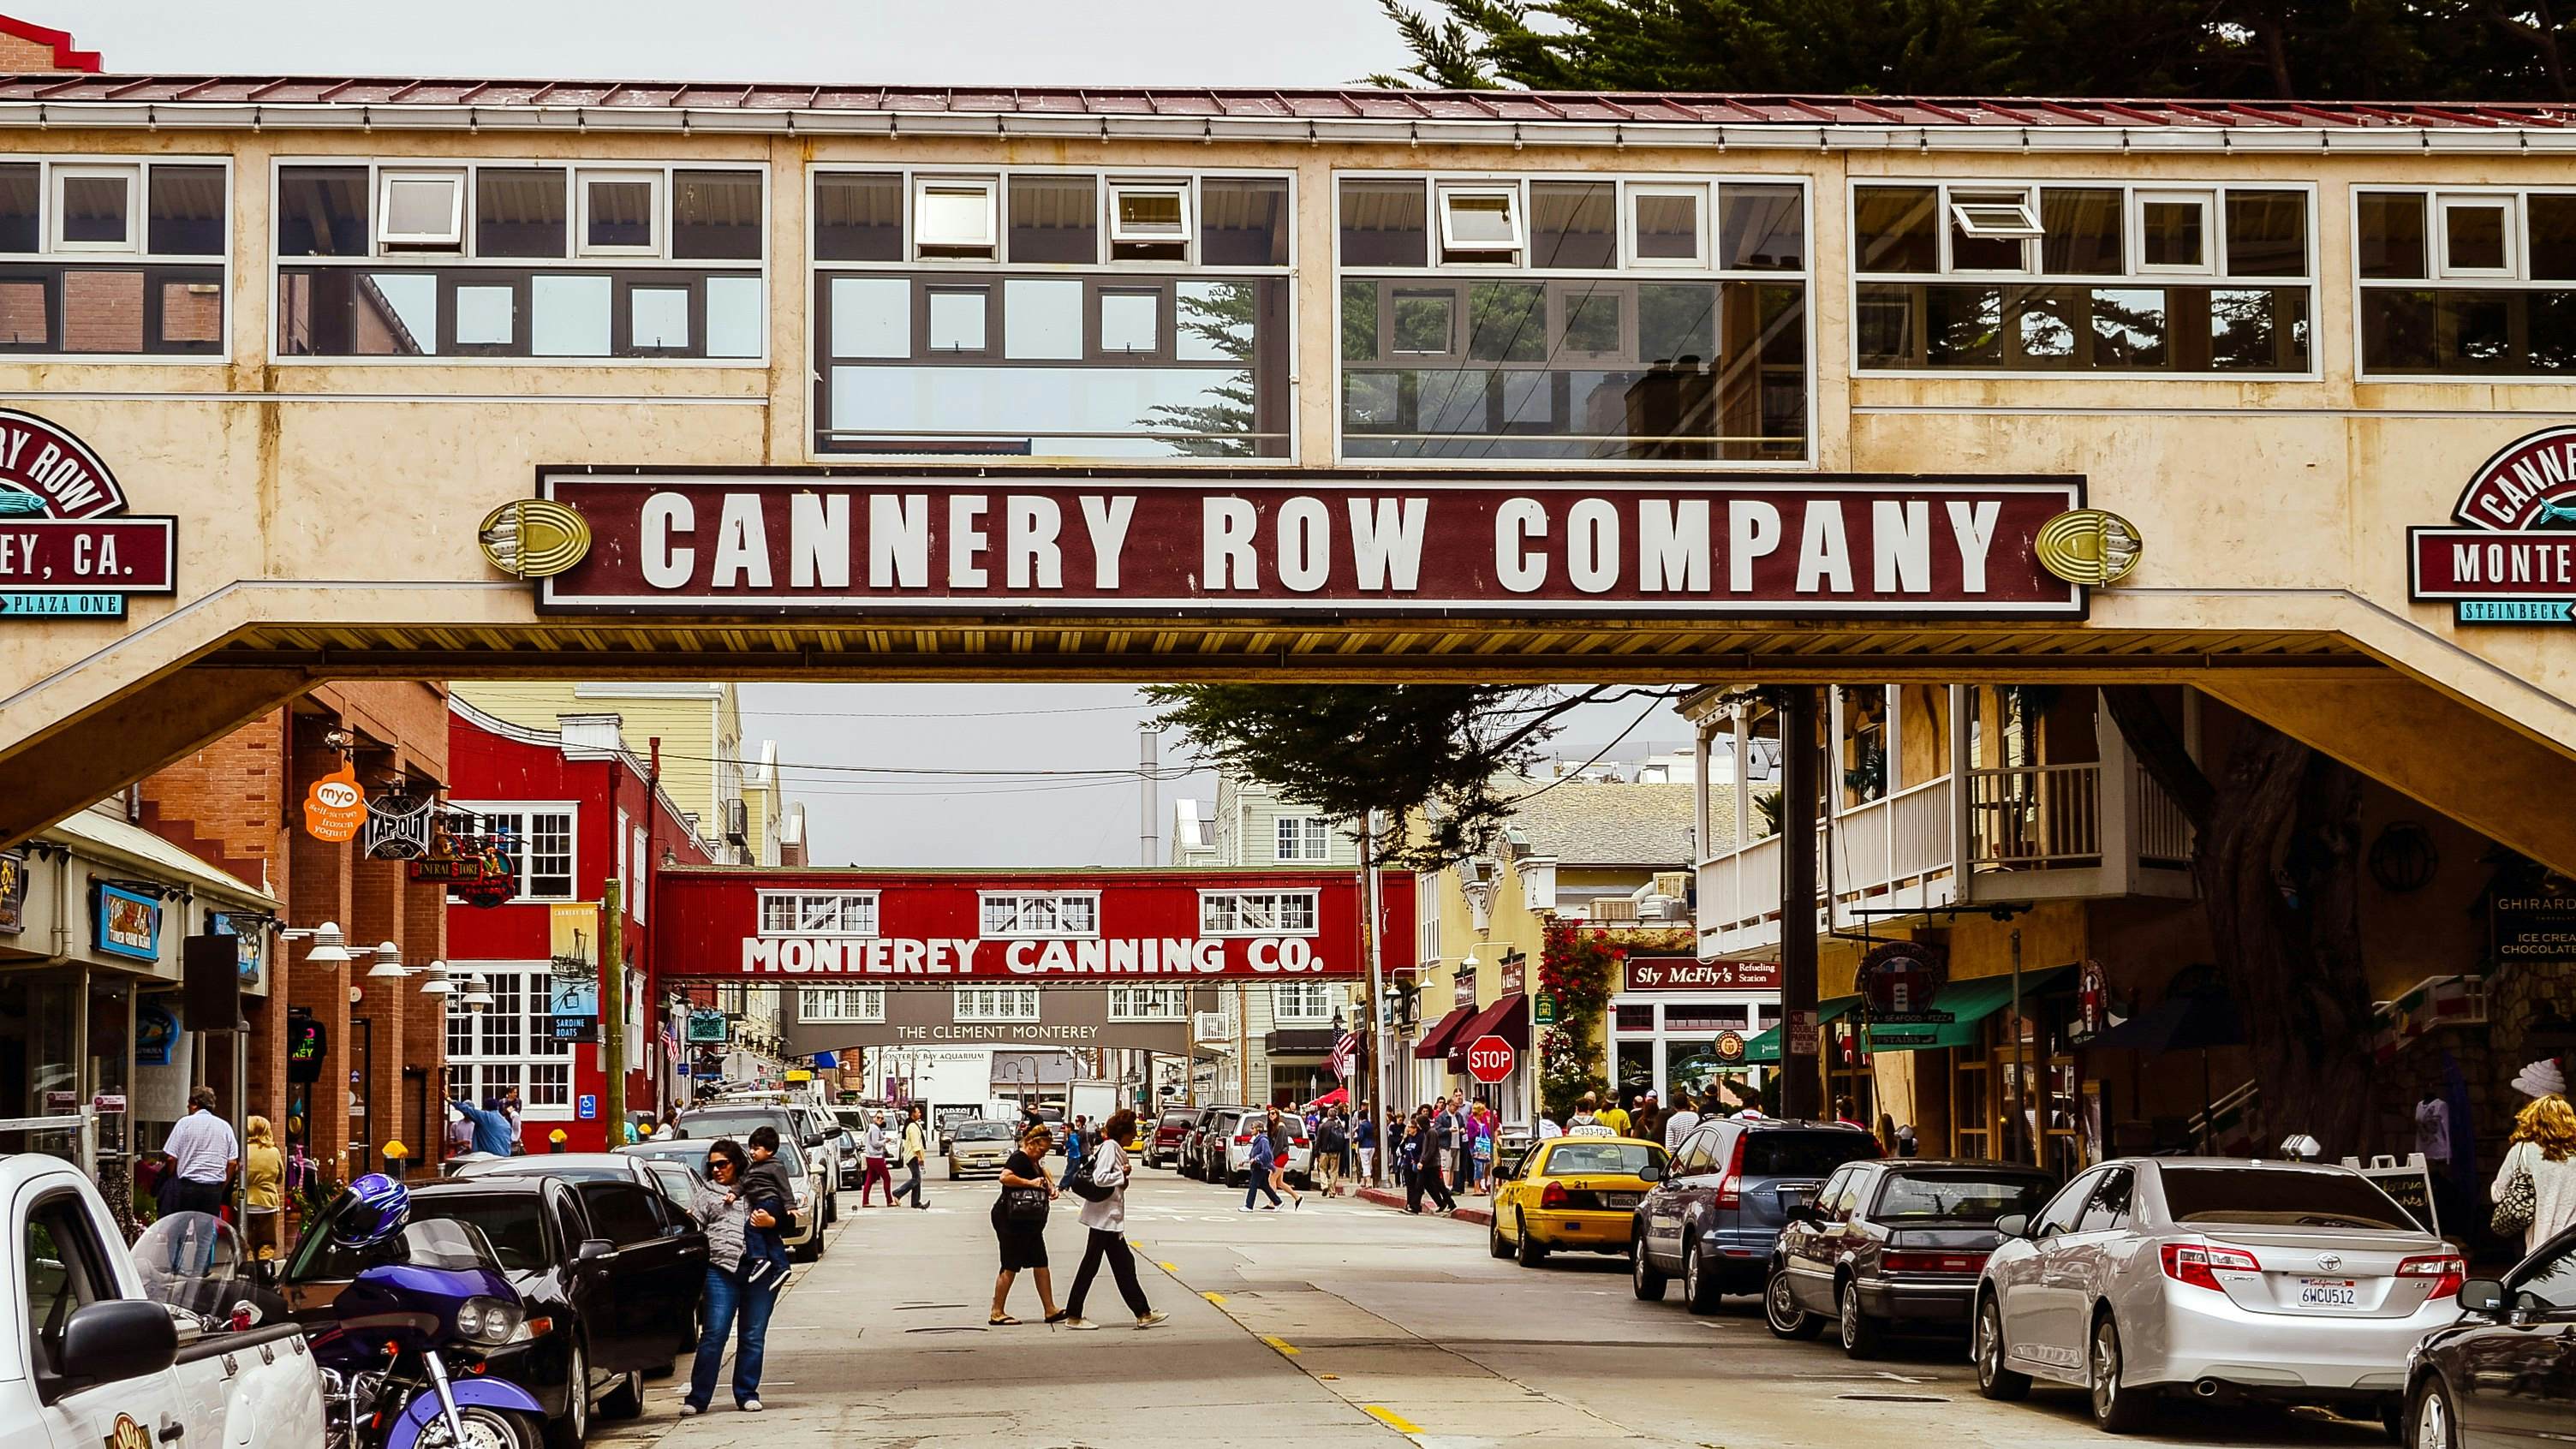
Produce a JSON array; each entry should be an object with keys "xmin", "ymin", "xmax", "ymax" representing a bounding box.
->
[{"xmin": 1538, "ymin": 921, "xmax": 1620, "ymax": 1119}]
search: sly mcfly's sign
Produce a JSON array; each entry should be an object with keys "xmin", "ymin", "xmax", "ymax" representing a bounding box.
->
[
  {"xmin": 0, "ymin": 409, "xmax": 176, "ymax": 620},
  {"xmin": 532, "ymin": 469, "xmax": 2084, "ymax": 617},
  {"xmin": 2412, "ymin": 427, "xmax": 2576, "ymax": 625}
]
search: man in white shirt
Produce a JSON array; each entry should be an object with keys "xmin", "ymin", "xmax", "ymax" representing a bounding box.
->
[
  {"xmin": 157, "ymin": 1086, "xmax": 238, "ymax": 1217},
  {"xmin": 1663, "ymin": 1100, "xmax": 1702, "ymax": 1151}
]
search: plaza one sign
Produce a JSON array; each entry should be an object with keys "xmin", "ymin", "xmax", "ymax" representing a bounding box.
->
[
  {"xmin": 528, "ymin": 469, "xmax": 2084, "ymax": 617},
  {"xmin": 0, "ymin": 408, "xmax": 177, "ymax": 620}
]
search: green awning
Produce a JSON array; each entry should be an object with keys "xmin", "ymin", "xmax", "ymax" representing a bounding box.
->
[
  {"xmin": 1742, "ymin": 995, "xmax": 1860, "ymax": 1065},
  {"xmin": 1859, "ymin": 965, "xmax": 2077, "ymax": 1053}
]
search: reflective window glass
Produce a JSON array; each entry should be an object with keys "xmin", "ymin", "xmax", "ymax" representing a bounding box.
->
[
  {"xmin": 829, "ymin": 276, "xmax": 909, "ymax": 358},
  {"xmin": 1718, "ymin": 183, "xmax": 1803, "ymax": 271},
  {"xmin": 277, "ymin": 166, "xmax": 368, "ymax": 258},
  {"xmin": 1099, "ymin": 288, "xmax": 1160, "ymax": 354},
  {"xmin": 1530, "ymin": 181, "xmax": 1615, "ymax": 268},
  {"xmin": 2222, "ymin": 190, "xmax": 2305, "ymax": 277},
  {"xmin": 2358, "ymin": 192, "xmax": 2428, "ymax": 279},
  {"xmin": 1200, "ymin": 176, "xmax": 1288, "ymax": 266},
  {"xmin": 1008, "ymin": 174, "xmax": 1098, "ymax": 265},
  {"xmin": 1631, "ymin": 186, "xmax": 1702, "ymax": 263},
  {"xmin": 2039, "ymin": 188, "xmax": 2121, "ymax": 275},
  {"xmin": 1003, "ymin": 277, "xmax": 1083, "ymax": 360},
  {"xmin": 0, "ymin": 164, "xmax": 36, "ymax": 253},
  {"xmin": 814, "ymin": 172, "xmax": 903, "ymax": 262},
  {"xmin": 927, "ymin": 286, "xmax": 988, "ymax": 352},
  {"xmin": 1853, "ymin": 186, "xmax": 1938, "ymax": 273},
  {"xmin": 531, "ymin": 273, "xmax": 611, "ymax": 355},
  {"xmin": 474, "ymin": 168, "xmax": 566, "ymax": 259},
  {"xmin": 146, "ymin": 165, "xmax": 225, "ymax": 256},
  {"xmin": 671, "ymin": 170, "xmax": 761, "ymax": 260}
]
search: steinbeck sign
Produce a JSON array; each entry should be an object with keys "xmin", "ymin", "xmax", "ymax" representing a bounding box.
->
[{"xmin": 536, "ymin": 469, "xmax": 2083, "ymax": 617}]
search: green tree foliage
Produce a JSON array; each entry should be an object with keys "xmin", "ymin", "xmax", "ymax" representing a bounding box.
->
[{"xmin": 1370, "ymin": 0, "xmax": 2571, "ymax": 102}]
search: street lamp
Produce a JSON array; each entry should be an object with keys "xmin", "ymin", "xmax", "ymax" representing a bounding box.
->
[
  {"xmin": 461, "ymin": 972, "xmax": 497, "ymax": 1011},
  {"xmin": 417, "ymin": 961, "xmax": 455, "ymax": 997},
  {"xmin": 366, "ymin": 940, "xmax": 408, "ymax": 979},
  {"xmin": 281, "ymin": 921, "xmax": 351, "ymax": 963}
]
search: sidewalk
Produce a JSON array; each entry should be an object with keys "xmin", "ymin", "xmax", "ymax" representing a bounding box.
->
[{"xmin": 1347, "ymin": 1182, "xmax": 1494, "ymax": 1226}]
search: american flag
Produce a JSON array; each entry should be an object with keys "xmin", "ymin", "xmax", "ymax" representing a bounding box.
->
[{"xmin": 1327, "ymin": 1029, "xmax": 1359, "ymax": 1081}]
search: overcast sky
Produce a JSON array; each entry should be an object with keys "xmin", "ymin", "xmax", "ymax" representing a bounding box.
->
[{"xmin": 48, "ymin": 1, "xmax": 1691, "ymax": 866}]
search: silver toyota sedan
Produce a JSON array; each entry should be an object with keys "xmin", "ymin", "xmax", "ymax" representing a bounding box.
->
[{"xmin": 1972, "ymin": 1157, "xmax": 2463, "ymax": 1434}]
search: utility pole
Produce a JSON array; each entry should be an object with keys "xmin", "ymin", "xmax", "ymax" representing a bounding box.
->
[
  {"xmin": 1140, "ymin": 727, "xmax": 1159, "ymax": 866},
  {"xmin": 1360, "ymin": 812, "xmax": 1386, "ymax": 1184},
  {"xmin": 602, "ymin": 876, "xmax": 626, "ymax": 1138},
  {"xmin": 1778, "ymin": 688, "xmax": 1822, "ymax": 1121}
]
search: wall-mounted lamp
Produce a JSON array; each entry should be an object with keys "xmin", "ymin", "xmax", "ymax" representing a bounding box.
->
[{"xmin": 279, "ymin": 921, "xmax": 352, "ymax": 963}]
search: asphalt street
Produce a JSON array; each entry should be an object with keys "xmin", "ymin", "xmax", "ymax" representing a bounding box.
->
[{"xmin": 593, "ymin": 1167, "xmax": 2398, "ymax": 1449}]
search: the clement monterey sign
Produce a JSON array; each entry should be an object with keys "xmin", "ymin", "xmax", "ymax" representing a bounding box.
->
[
  {"xmin": 2412, "ymin": 427, "xmax": 2576, "ymax": 625},
  {"xmin": 534, "ymin": 468, "xmax": 2085, "ymax": 617},
  {"xmin": 0, "ymin": 409, "xmax": 176, "ymax": 621}
]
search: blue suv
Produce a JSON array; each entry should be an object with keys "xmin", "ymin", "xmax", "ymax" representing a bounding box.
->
[{"xmin": 1631, "ymin": 1118, "xmax": 1879, "ymax": 1313}]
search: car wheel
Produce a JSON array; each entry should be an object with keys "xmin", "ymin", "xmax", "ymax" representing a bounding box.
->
[
  {"xmin": 544, "ymin": 1339, "xmax": 588, "ymax": 1449},
  {"xmin": 2408, "ymin": 1378, "xmax": 2458, "ymax": 1449},
  {"xmin": 2089, "ymin": 1312, "xmax": 2155, "ymax": 1434},
  {"xmin": 597, "ymin": 1369, "xmax": 643, "ymax": 1421},
  {"xmin": 1514, "ymin": 1212, "xmax": 1549, "ymax": 1268},
  {"xmin": 1631, "ymin": 1231, "xmax": 1669, "ymax": 1302},
  {"xmin": 1974, "ymin": 1293, "xmax": 2030, "ymax": 1401},
  {"xmin": 1682, "ymin": 1234, "xmax": 1721, "ymax": 1315},
  {"xmin": 1763, "ymin": 1261, "xmax": 1821, "ymax": 1339},
  {"xmin": 1837, "ymin": 1278, "xmax": 1881, "ymax": 1359},
  {"xmin": 793, "ymin": 1231, "xmax": 821, "ymax": 1263},
  {"xmin": 1489, "ymin": 1213, "xmax": 1513, "ymax": 1259}
]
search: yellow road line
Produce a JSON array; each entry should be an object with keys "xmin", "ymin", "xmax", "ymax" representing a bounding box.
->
[
  {"xmin": 1363, "ymin": 1405, "xmax": 1422, "ymax": 1434},
  {"xmin": 1260, "ymin": 1334, "xmax": 1300, "ymax": 1357},
  {"xmin": 1201, "ymin": 1290, "xmax": 1227, "ymax": 1305},
  {"xmin": 1159, "ymin": 1261, "xmax": 1178, "ymax": 1273}
]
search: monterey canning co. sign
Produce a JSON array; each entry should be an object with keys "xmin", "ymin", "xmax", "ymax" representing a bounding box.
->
[
  {"xmin": 2412, "ymin": 427, "xmax": 2576, "ymax": 625},
  {"xmin": 533, "ymin": 469, "xmax": 2084, "ymax": 617},
  {"xmin": 0, "ymin": 409, "xmax": 176, "ymax": 620}
]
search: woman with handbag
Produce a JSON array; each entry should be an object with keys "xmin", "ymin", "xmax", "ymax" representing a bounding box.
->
[
  {"xmin": 1063, "ymin": 1109, "xmax": 1170, "ymax": 1330},
  {"xmin": 989, "ymin": 1123, "xmax": 1063, "ymax": 1326},
  {"xmin": 2491, "ymin": 1088, "xmax": 2576, "ymax": 1254}
]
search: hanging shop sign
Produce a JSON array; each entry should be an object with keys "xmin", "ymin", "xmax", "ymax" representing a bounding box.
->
[
  {"xmin": 1623, "ymin": 955, "xmax": 1781, "ymax": 992},
  {"xmin": 528, "ymin": 470, "xmax": 2088, "ymax": 619},
  {"xmin": 1856, "ymin": 940, "xmax": 1949, "ymax": 1023},
  {"xmin": 209, "ymin": 911, "xmax": 265, "ymax": 988},
  {"xmin": 92, "ymin": 882, "xmax": 162, "ymax": 962},
  {"xmin": 1498, "ymin": 951, "xmax": 1524, "ymax": 996},
  {"xmin": 362, "ymin": 790, "xmax": 437, "ymax": 860},
  {"xmin": 2072, "ymin": 959, "xmax": 2109, "ymax": 1044},
  {"xmin": 2493, "ymin": 873, "xmax": 2576, "ymax": 965},
  {"xmin": 2411, "ymin": 426, "xmax": 2576, "ymax": 624},
  {"xmin": 407, "ymin": 813, "xmax": 515, "ymax": 905},
  {"xmin": 301, "ymin": 762, "xmax": 367, "ymax": 843},
  {"xmin": 0, "ymin": 850, "xmax": 23, "ymax": 935},
  {"xmin": 1452, "ymin": 969, "xmax": 1478, "ymax": 1007},
  {"xmin": 0, "ymin": 408, "xmax": 177, "ymax": 620},
  {"xmin": 686, "ymin": 1008, "xmax": 732, "ymax": 1045},
  {"xmin": 1714, "ymin": 1030, "xmax": 1746, "ymax": 1066},
  {"xmin": 1533, "ymin": 993, "xmax": 1558, "ymax": 1027}
]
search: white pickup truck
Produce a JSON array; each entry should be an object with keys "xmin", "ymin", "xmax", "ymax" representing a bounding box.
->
[{"xmin": 2, "ymin": 1154, "xmax": 326, "ymax": 1449}]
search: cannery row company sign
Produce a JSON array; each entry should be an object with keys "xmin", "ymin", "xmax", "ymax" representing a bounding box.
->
[
  {"xmin": 522, "ymin": 469, "xmax": 2087, "ymax": 617},
  {"xmin": 2411, "ymin": 427, "xmax": 2576, "ymax": 625},
  {"xmin": 652, "ymin": 868, "xmax": 1416, "ymax": 981},
  {"xmin": 0, "ymin": 408, "xmax": 176, "ymax": 620}
]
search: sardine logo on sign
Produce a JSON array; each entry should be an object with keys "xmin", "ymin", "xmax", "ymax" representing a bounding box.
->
[
  {"xmin": 2411, "ymin": 426, "xmax": 2576, "ymax": 625},
  {"xmin": 0, "ymin": 408, "xmax": 178, "ymax": 622}
]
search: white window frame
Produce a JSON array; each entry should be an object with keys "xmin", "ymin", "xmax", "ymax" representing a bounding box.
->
[
  {"xmin": 1198, "ymin": 889, "xmax": 1321, "ymax": 937},
  {"xmin": 269, "ymin": 156, "xmax": 769, "ymax": 369},
  {"xmin": 631, "ymin": 826, "xmax": 648, "ymax": 922},
  {"xmin": 758, "ymin": 890, "xmax": 881, "ymax": 937},
  {"xmin": 576, "ymin": 168, "xmax": 663, "ymax": 258},
  {"xmin": 450, "ymin": 802, "xmax": 579, "ymax": 903},
  {"xmin": 1273, "ymin": 815, "xmax": 1331, "ymax": 862},
  {"xmin": 376, "ymin": 167, "xmax": 468, "ymax": 251},
  {"xmin": 1107, "ymin": 983, "xmax": 1190, "ymax": 1022},
  {"xmin": 1435, "ymin": 185, "xmax": 1524, "ymax": 262},
  {"xmin": 954, "ymin": 985, "xmax": 1041, "ymax": 1023},
  {"xmin": 2132, "ymin": 189, "xmax": 2217, "ymax": 276},
  {"xmin": 798, "ymin": 985, "xmax": 886, "ymax": 1023},
  {"xmin": 49, "ymin": 164, "xmax": 139, "ymax": 253},
  {"xmin": 2436, "ymin": 192, "xmax": 2518, "ymax": 279},
  {"xmin": 1416, "ymin": 869, "xmax": 1441, "ymax": 966},
  {"xmin": 1272, "ymin": 980, "xmax": 1335, "ymax": 1023},
  {"xmin": 443, "ymin": 962, "xmax": 575, "ymax": 1121},
  {"xmin": 913, "ymin": 177, "xmax": 999, "ymax": 258},
  {"xmin": 1107, "ymin": 180, "xmax": 1192, "ymax": 247},
  {"xmin": 1942, "ymin": 187, "xmax": 2038, "ymax": 275},
  {"xmin": 978, "ymin": 891, "xmax": 1100, "ymax": 939},
  {"xmin": 1623, "ymin": 182, "xmax": 1708, "ymax": 269},
  {"xmin": 1947, "ymin": 188, "xmax": 2042, "ymax": 241}
]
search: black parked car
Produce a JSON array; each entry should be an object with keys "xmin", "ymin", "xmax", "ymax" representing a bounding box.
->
[
  {"xmin": 451, "ymin": 1151, "xmax": 699, "ymax": 1215},
  {"xmin": 1631, "ymin": 1118, "xmax": 1880, "ymax": 1314},
  {"xmin": 2405, "ymin": 1225, "xmax": 2576, "ymax": 1447},
  {"xmin": 1764, "ymin": 1158, "xmax": 2056, "ymax": 1357},
  {"xmin": 283, "ymin": 1175, "xmax": 707, "ymax": 1449}
]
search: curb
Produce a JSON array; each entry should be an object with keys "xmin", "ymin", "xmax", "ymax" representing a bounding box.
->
[{"xmin": 1356, "ymin": 1184, "xmax": 1493, "ymax": 1226}]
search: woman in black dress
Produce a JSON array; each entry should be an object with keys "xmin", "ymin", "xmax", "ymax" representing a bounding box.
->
[{"xmin": 987, "ymin": 1123, "xmax": 1063, "ymax": 1326}]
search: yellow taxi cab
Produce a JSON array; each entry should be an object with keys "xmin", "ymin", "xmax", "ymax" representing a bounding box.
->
[{"xmin": 1489, "ymin": 1133, "xmax": 1670, "ymax": 1268}]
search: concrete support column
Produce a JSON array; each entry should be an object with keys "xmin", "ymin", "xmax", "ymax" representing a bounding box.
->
[{"xmin": 1779, "ymin": 688, "xmax": 1822, "ymax": 1122}]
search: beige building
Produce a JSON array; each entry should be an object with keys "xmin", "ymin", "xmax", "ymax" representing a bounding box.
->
[{"xmin": 0, "ymin": 77, "xmax": 2568, "ymax": 963}]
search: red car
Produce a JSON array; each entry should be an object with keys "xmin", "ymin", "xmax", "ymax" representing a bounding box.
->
[{"xmin": 1148, "ymin": 1107, "xmax": 1196, "ymax": 1169}]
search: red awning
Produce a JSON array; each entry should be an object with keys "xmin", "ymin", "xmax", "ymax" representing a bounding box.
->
[
  {"xmin": 1303, "ymin": 1087, "xmax": 1349, "ymax": 1109},
  {"xmin": 1444, "ymin": 993, "xmax": 1530, "ymax": 1067},
  {"xmin": 1412, "ymin": 1005, "xmax": 1476, "ymax": 1059}
]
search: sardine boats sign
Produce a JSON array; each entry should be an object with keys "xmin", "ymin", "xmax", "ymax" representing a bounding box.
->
[
  {"xmin": 0, "ymin": 408, "xmax": 176, "ymax": 621},
  {"xmin": 532, "ymin": 468, "xmax": 2084, "ymax": 617},
  {"xmin": 2412, "ymin": 427, "xmax": 2576, "ymax": 625}
]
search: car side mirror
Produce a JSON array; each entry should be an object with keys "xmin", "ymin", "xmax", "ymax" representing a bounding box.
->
[
  {"xmin": 1994, "ymin": 1213, "xmax": 2030, "ymax": 1240},
  {"xmin": 803, "ymin": 1132, "xmax": 827, "ymax": 1148},
  {"xmin": 56, "ymin": 1298, "xmax": 178, "ymax": 1390},
  {"xmin": 575, "ymin": 1237, "xmax": 616, "ymax": 1263},
  {"xmin": 1638, "ymin": 1163, "xmax": 1663, "ymax": 1184},
  {"xmin": 2457, "ymin": 1279, "xmax": 2506, "ymax": 1315}
]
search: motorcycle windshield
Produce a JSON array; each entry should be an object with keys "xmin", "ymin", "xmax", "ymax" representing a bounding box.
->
[
  {"xmin": 131, "ymin": 1211, "xmax": 276, "ymax": 1329},
  {"xmin": 285, "ymin": 1213, "xmax": 506, "ymax": 1283}
]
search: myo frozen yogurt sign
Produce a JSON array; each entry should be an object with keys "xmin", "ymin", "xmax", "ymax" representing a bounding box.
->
[{"xmin": 0, "ymin": 408, "xmax": 176, "ymax": 621}]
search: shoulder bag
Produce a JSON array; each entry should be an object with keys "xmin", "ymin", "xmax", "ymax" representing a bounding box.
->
[
  {"xmin": 1062, "ymin": 1149, "xmax": 1114, "ymax": 1203},
  {"xmin": 2493, "ymin": 1157, "xmax": 2537, "ymax": 1237},
  {"xmin": 1000, "ymin": 1183, "xmax": 1052, "ymax": 1221}
]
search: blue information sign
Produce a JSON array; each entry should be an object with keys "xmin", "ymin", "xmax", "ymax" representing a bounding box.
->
[{"xmin": 576, "ymin": 1094, "xmax": 598, "ymax": 1121}]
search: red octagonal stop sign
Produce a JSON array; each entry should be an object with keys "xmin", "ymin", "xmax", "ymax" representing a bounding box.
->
[{"xmin": 1465, "ymin": 1035, "xmax": 1516, "ymax": 1083}]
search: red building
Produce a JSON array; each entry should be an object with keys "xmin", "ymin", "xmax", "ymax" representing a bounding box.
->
[{"xmin": 444, "ymin": 700, "xmax": 713, "ymax": 1152}]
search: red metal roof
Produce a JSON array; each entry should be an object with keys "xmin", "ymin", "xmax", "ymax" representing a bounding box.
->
[{"xmin": 0, "ymin": 77, "xmax": 2565, "ymax": 129}]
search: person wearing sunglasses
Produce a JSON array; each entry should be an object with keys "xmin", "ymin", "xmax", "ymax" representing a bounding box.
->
[{"xmin": 683, "ymin": 1138, "xmax": 781, "ymax": 1416}]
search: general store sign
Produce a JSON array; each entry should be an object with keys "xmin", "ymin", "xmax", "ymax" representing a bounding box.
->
[
  {"xmin": 534, "ymin": 470, "xmax": 2084, "ymax": 617},
  {"xmin": 0, "ymin": 408, "xmax": 176, "ymax": 619},
  {"xmin": 2411, "ymin": 427, "xmax": 2576, "ymax": 624}
]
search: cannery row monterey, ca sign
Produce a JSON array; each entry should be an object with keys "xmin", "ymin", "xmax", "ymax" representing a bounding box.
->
[
  {"xmin": 2412, "ymin": 426, "xmax": 2576, "ymax": 625},
  {"xmin": 512, "ymin": 469, "xmax": 2090, "ymax": 617},
  {"xmin": 0, "ymin": 408, "xmax": 177, "ymax": 620}
]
